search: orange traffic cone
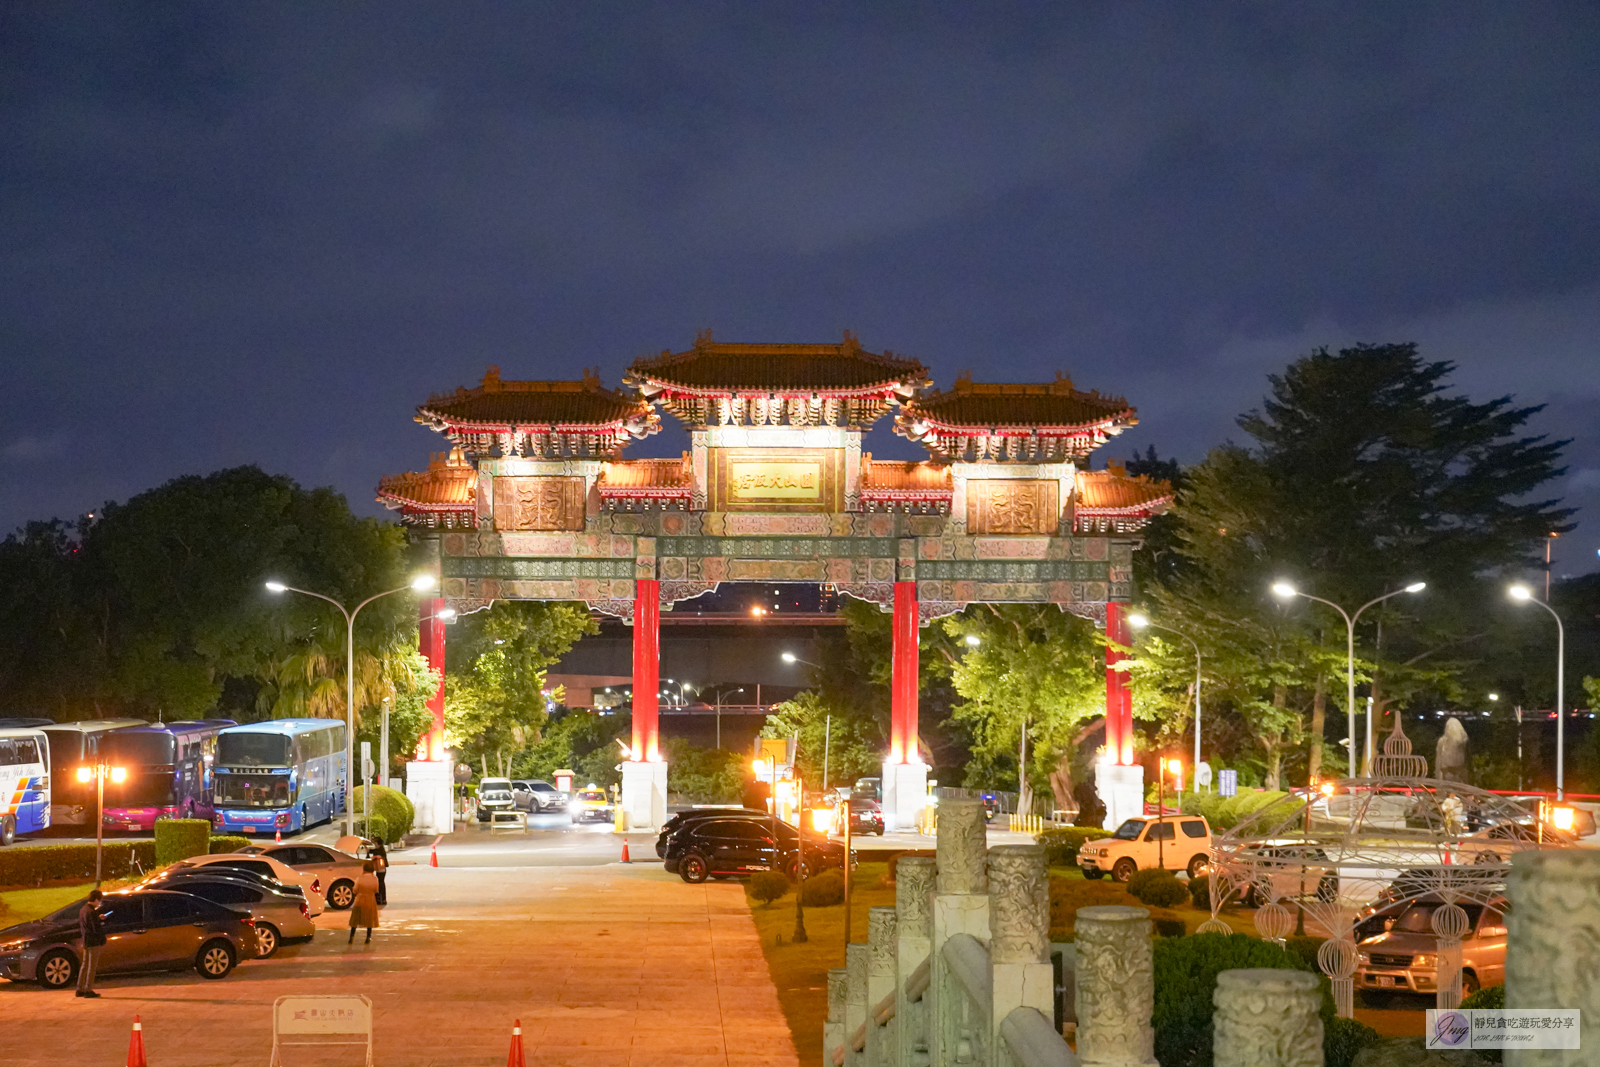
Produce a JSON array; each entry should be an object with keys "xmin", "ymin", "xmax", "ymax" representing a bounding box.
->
[
  {"xmin": 126, "ymin": 1015, "xmax": 148, "ymax": 1067},
  {"xmin": 620, "ymin": 840, "xmax": 630, "ymax": 863},
  {"xmin": 430, "ymin": 844, "xmax": 439, "ymax": 868},
  {"xmin": 274, "ymin": 828, "xmax": 282, "ymax": 844},
  {"xmin": 506, "ymin": 1018, "xmax": 527, "ymax": 1067}
]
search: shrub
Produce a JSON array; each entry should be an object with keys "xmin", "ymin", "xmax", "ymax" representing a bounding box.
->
[
  {"xmin": 1154, "ymin": 917, "xmax": 1187, "ymax": 938},
  {"xmin": 1284, "ymin": 935, "xmax": 1325, "ymax": 971},
  {"xmin": 352, "ymin": 784, "xmax": 414, "ymax": 842},
  {"xmin": 355, "ymin": 814, "xmax": 389, "ymax": 844},
  {"xmin": 154, "ymin": 819, "xmax": 212, "ymax": 868},
  {"xmin": 1323, "ymin": 1016, "xmax": 1382, "ymax": 1067},
  {"xmin": 1127, "ymin": 868, "xmax": 1188, "ymax": 908},
  {"xmin": 1459, "ymin": 984, "xmax": 1506, "ymax": 1063},
  {"xmin": 0, "ymin": 842, "xmax": 158, "ymax": 886},
  {"xmin": 1188, "ymin": 874, "xmax": 1211, "ymax": 909},
  {"xmin": 1211, "ymin": 790, "xmax": 1289, "ymax": 831},
  {"xmin": 1152, "ymin": 932, "xmax": 1332, "ymax": 1067},
  {"xmin": 800, "ymin": 869, "xmax": 846, "ymax": 907},
  {"xmin": 748, "ymin": 870, "xmax": 790, "ymax": 906},
  {"xmin": 1035, "ymin": 827, "xmax": 1112, "ymax": 867},
  {"xmin": 208, "ymin": 836, "xmax": 251, "ymax": 854}
]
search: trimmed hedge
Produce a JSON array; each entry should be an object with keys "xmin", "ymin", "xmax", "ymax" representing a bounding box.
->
[
  {"xmin": 354, "ymin": 814, "xmax": 389, "ymax": 844},
  {"xmin": 1324, "ymin": 1017, "xmax": 1383, "ymax": 1067},
  {"xmin": 352, "ymin": 784, "xmax": 414, "ymax": 842},
  {"xmin": 209, "ymin": 835, "xmax": 251, "ymax": 854},
  {"xmin": 748, "ymin": 870, "xmax": 790, "ymax": 905},
  {"xmin": 154, "ymin": 819, "xmax": 212, "ymax": 868},
  {"xmin": 1035, "ymin": 826, "xmax": 1112, "ymax": 867},
  {"xmin": 1154, "ymin": 917, "xmax": 1187, "ymax": 938},
  {"xmin": 800, "ymin": 869, "xmax": 845, "ymax": 907},
  {"xmin": 1153, "ymin": 932, "xmax": 1333, "ymax": 1067},
  {"xmin": 1459, "ymin": 984, "xmax": 1506, "ymax": 1064},
  {"xmin": 1188, "ymin": 873, "xmax": 1211, "ymax": 909},
  {"xmin": 0, "ymin": 841, "xmax": 158, "ymax": 886},
  {"xmin": 1127, "ymin": 868, "xmax": 1188, "ymax": 908}
]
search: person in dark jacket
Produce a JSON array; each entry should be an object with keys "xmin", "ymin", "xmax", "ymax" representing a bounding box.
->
[
  {"xmin": 371, "ymin": 841, "xmax": 389, "ymax": 905},
  {"xmin": 77, "ymin": 890, "xmax": 105, "ymax": 998}
]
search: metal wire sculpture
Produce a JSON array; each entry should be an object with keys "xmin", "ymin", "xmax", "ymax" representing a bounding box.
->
[{"xmin": 1204, "ymin": 723, "xmax": 1542, "ymax": 1017}]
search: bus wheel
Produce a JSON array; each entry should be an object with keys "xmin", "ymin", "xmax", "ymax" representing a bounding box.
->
[{"xmin": 0, "ymin": 815, "xmax": 14, "ymax": 846}]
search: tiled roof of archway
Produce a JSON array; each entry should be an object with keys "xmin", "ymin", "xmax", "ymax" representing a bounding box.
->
[{"xmin": 625, "ymin": 331, "xmax": 928, "ymax": 397}]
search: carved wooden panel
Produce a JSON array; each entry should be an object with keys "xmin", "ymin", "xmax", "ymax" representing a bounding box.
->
[
  {"xmin": 491, "ymin": 476, "xmax": 587, "ymax": 531},
  {"xmin": 965, "ymin": 480, "xmax": 1059, "ymax": 535}
]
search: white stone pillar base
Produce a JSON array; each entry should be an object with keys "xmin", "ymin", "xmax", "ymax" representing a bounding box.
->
[
  {"xmin": 620, "ymin": 759, "xmax": 668, "ymax": 831},
  {"xmin": 405, "ymin": 759, "xmax": 455, "ymax": 836},
  {"xmin": 1096, "ymin": 762, "xmax": 1146, "ymax": 831},
  {"xmin": 882, "ymin": 759, "xmax": 929, "ymax": 833}
]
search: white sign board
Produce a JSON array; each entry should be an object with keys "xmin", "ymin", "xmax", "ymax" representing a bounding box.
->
[
  {"xmin": 1218, "ymin": 769, "xmax": 1238, "ymax": 797},
  {"xmin": 1196, "ymin": 762, "xmax": 1213, "ymax": 789},
  {"xmin": 272, "ymin": 994, "xmax": 373, "ymax": 1066}
]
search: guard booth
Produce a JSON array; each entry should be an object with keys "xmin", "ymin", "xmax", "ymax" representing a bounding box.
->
[{"xmin": 379, "ymin": 333, "xmax": 1171, "ymax": 830}]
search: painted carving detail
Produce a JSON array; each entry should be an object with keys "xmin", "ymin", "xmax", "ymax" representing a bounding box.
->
[
  {"xmin": 966, "ymin": 479, "xmax": 1059, "ymax": 535},
  {"xmin": 868, "ymin": 907, "xmax": 898, "ymax": 977},
  {"xmin": 936, "ymin": 799, "xmax": 988, "ymax": 896},
  {"xmin": 1074, "ymin": 906, "xmax": 1156, "ymax": 1067},
  {"xmin": 988, "ymin": 845, "xmax": 1050, "ymax": 964},
  {"xmin": 492, "ymin": 476, "xmax": 586, "ymax": 531},
  {"xmin": 1212, "ymin": 969, "xmax": 1323, "ymax": 1067}
]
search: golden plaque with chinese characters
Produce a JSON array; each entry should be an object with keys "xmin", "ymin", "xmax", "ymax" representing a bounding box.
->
[
  {"xmin": 965, "ymin": 479, "xmax": 1059, "ymax": 535},
  {"xmin": 707, "ymin": 448, "xmax": 845, "ymax": 512},
  {"xmin": 491, "ymin": 476, "xmax": 587, "ymax": 531}
]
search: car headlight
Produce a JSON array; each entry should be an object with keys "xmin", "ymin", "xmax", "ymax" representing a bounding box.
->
[
  {"xmin": 1413, "ymin": 954, "xmax": 1435, "ymax": 967},
  {"xmin": 0, "ymin": 939, "xmax": 29, "ymax": 952}
]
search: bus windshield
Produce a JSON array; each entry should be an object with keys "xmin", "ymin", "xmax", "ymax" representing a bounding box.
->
[
  {"xmin": 216, "ymin": 773, "xmax": 292, "ymax": 808},
  {"xmin": 102, "ymin": 732, "xmax": 176, "ymax": 767},
  {"xmin": 218, "ymin": 733, "xmax": 292, "ymax": 767},
  {"xmin": 117, "ymin": 774, "xmax": 177, "ymax": 807}
]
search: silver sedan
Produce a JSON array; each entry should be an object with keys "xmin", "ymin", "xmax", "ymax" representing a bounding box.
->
[{"xmin": 139, "ymin": 873, "xmax": 317, "ymax": 958}]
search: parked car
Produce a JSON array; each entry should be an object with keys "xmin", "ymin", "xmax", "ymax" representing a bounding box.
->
[
  {"xmin": 1078, "ymin": 815, "xmax": 1213, "ymax": 881},
  {"xmin": 166, "ymin": 852, "xmax": 326, "ymax": 915},
  {"xmin": 476, "ymin": 777, "xmax": 517, "ymax": 821},
  {"xmin": 839, "ymin": 797, "xmax": 885, "ymax": 836},
  {"xmin": 135, "ymin": 871, "xmax": 316, "ymax": 958},
  {"xmin": 512, "ymin": 779, "xmax": 568, "ymax": 813},
  {"xmin": 1356, "ymin": 895, "xmax": 1507, "ymax": 998},
  {"xmin": 1229, "ymin": 841, "xmax": 1339, "ymax": 906},
  {"xmin": 0, "ymin": 889, "xmax": 256, "ymax": 988},
  {"xmin": 238, "ymin": 843, "xmax": 367, "ymax": 910},
  {"xmin": 570, "ymin": 787, "xmax": 614, "ymax": 824},
  {"xmin": 665, "ymin": 817, "xmax": 853, "ymax": 884},
  {"xmin": 655, "ymin": 807, "xmax": 772, "ymax": 858}
]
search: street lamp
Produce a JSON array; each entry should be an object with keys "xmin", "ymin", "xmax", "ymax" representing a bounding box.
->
[
  {"xmin": 1128, "ymin": 613, "xmax": 1205, "ymax": 787},
  {"xmin": 1509, "ymin": 583, "xmax": 1566, "ymax": 798},
  {"xmin": 781, "ymin": 651, "xmax": 822, "ymax": 668},
  {"xmin": 77, "ymin": 761, "xmax": 126, "ymax": 884},
  {"xmin": 1272, "ymin": 581, "xmax": 1426, "ymax": 776},
  {"xmin": 712, "ymin": 686, "xmax": 745, "ymax": 750},
  {"xmin": 266, "ymin": 573, "xmax": 438, "ymax": 834}
]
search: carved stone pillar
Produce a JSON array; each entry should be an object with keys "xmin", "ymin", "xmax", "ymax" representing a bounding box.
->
[
  {"xmin": 931, "ymin": 799, "xmax": 989, "ymax": 1067},
  {"xmin": 1506, "ymin": 849, "xmax": 1600, "ymax": 1066},
  {"xmin": 826, "ymin": 967, "xmax": 848, "ymax": 1067},
  {"xmin": 895, "ymin": 857, "xmax": 936, "ymax": 1067},
  {"xmin": 846, "ymin": 942, "xmax": 869, "ymax": 1067},
  {"xmin": 1212, "ymin": 969, "xmax": 1323, "ymax": 1067},
  {"xmin": 866, "ymin": 907, "xmax": 898, "ymax": 1067},
  {"xmin": 1074, "ymin": 905, "xmax": 1158, "ymax": 1067},
  {"xmin": 988, "ymin": 844, "xmax": 1054, "ymax": 1046}
]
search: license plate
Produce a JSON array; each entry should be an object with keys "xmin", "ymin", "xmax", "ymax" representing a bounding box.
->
[
  {"xmin": 1377, "ymin": 976, "xmax": 1394, "ymax": 987},
  {"xmin": 128, "ymin": 823, "xmax": 141, "ymax": 831}
]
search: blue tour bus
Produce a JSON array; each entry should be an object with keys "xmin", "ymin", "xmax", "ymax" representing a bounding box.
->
[
  {"xmin": 0, "ymin": 727, "xmax": 51, "ymax": 845},
  {"xmin": 212, "ymin": 719, "xmax": 347, "ymax": 835}
]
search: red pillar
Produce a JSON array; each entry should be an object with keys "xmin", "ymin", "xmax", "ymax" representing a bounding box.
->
[
  {"xmin": 1104, "ymin": 601, "xmax": 1134, "ymax": 765},
  {"xmin": 417, "ymin": 598, "xmax": 446, "ymax": 762},
  {"xmin": 890, "ymin": 581, "xmax": 918, "ymax": 764},
  {"xmin": 632, "ymin": 580, "xmax": 661, "ymax": 763}
]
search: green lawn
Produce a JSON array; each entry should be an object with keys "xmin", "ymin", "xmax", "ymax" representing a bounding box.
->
[{"xmin": 0, "ymin": 881, "xmax": 133, "ymax": 928}]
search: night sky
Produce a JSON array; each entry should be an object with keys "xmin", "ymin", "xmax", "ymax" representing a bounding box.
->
[{"xmin": 4, "ymin": 5, "xmax": 1598, "ymax": 573}]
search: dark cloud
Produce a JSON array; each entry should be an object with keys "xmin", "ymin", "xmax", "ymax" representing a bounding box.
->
[{"xmin": 2, "ymin": 3, "xmax": 1597, "ymax": 573}]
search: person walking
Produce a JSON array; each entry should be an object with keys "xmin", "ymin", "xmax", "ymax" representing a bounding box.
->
[
  {"xmin": 76, "ymin": 890, "xmax": 105, "ymax": 998},
  {"xmin": 371, "ymin": 841, "xmax": 389, "ymax": 906},
  {"xmin": 347, "ymin": 861, "xmax": 381, "ymax": 944}
]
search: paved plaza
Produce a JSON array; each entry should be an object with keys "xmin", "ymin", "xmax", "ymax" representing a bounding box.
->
[{"xmin": 2, "ymin": 853, "xmax": 800, "ymax": 1067}]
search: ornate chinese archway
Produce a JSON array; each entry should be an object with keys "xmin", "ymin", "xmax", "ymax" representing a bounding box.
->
[{"xmin": 379, "ymin": 332, "xmax": 1171, "ymax": 831}]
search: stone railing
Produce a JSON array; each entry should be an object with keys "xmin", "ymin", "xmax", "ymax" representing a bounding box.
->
[{"xmin": 825, "ymin": 798, "xmax": 1358, "ymax": 1067}]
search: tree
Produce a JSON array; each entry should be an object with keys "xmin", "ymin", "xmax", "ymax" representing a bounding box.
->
[
  {"xmin": 444, "ymin": 600, "xmax": 596, "ymax": 774},
  {"xmin": 760, "ymin": 690, "xmax": 883, "ymax": 790}
]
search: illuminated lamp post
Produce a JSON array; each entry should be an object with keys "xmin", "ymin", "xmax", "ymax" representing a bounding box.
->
[
  {"xmin": 1128, "ymin": 613, "xmax": 1204, "ymax": 787},
  {"xmin": 1508, "ymin": 583, "xmax": 1566, "ymax": 799},
  {"xmin": 266, "ymin": 574, "xmax": 438, "ymax": 835},
  {"xmin": 1271, "ymin": 581, "xmax": 1426, "ymax": 777},
  {"xmin": 712, "ymin": 686, "xmax": 744, "ymax": 751},
  {"xmin": 78, "ymin": 761, "xmax": 126, "ymax": 885}
]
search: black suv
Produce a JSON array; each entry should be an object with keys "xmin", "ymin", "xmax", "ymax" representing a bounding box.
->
[
  {"xmin": 655, "ymin": 807, "xmax": 772, "ymax": 858},
  {"xmin": 664, "ymin": 816, "xmax": 852, "ymax": 884}
]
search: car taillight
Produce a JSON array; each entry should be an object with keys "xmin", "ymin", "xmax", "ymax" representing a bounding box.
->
[
  {"xmin": 311, "ymin": 878, "xmax": 321, "ymax": 894},
  {"xmin": 242, "ymin": 917, "xmax": 255, "ymax": 927},
  {"xmin": 299, "ymin": 902, "xmax": 309, "ymax": 918}
]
